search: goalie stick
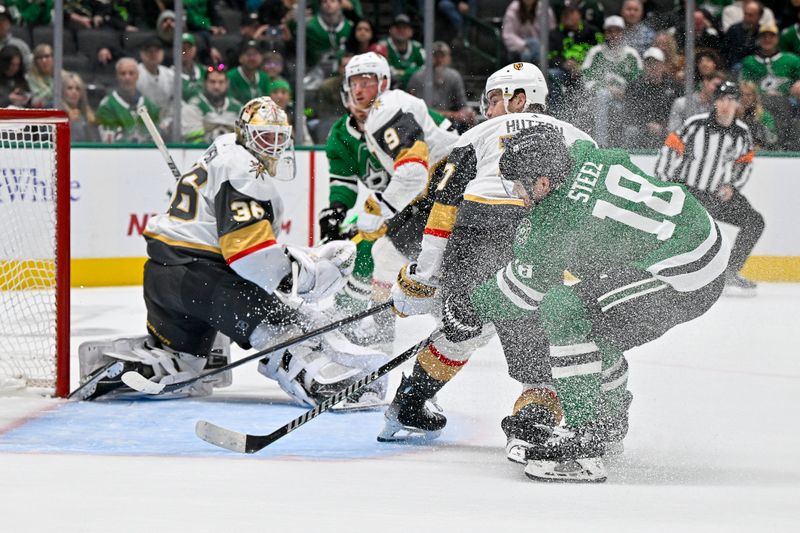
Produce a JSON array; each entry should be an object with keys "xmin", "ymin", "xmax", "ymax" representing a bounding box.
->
[
  {"xmin": 137, "ymin": 105, "xmax": 182, "ymax": 179},
  {"xmin": 121, "ymin": 301, "xmax": 394, "ymax": 396},
  {"xmin": 196, "ymin": 331, "xmax": 442, "ymax": 453}
]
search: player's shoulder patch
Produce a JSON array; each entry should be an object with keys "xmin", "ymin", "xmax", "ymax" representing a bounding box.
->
[{"xmin": 370, "ymin": 108, "xmax": 424, "ymax": 159}]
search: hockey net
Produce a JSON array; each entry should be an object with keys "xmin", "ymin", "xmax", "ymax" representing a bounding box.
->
[{"xmin": 0, "ymin": 110, "xmax": 70, "ymax": 397}]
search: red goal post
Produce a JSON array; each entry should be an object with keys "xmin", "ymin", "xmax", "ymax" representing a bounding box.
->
[{"xmin": 0, "ymin": 109, "xmax": 70, "ymax": 397}]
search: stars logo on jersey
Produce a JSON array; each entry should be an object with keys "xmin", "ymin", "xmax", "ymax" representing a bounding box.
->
[
  {"xmin": 363, "ymin": 156, "xmax": 390, "ymax": 191},
  {"xmin": 249, "ymin": 159, "xmax": 267, "ymax": 179},
  {"xmin": 515, "ymin": 218, "xmax": 532, "ymax": 249}
]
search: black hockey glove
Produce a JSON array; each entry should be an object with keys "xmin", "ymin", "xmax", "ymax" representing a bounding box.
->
[
  {"xmin": 318, "ymin": 202, "xmax": 348, "ymax": 243},
  {"xmin": 441, "ymin": 296, "xmax": 482, "ymax": 343}
]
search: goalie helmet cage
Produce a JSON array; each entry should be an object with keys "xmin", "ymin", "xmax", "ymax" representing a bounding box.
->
[{"xmin": 0, "ymin": 109, "xmax": 70, "ymax": 397}]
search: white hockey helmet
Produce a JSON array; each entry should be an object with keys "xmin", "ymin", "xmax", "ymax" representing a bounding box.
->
[
  {"xmin": 480, "ymin": 62, "xmax": 549, "ymax": 116},
  {"xmin": 343, "ymin": 52, "xmax": 391, "ymax": 109},
  {"xmin": 235, "ymin": 96, "xmax": 293, "ymax": 176}
]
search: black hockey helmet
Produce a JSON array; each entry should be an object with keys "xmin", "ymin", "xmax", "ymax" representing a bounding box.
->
[
  {"xmin": 499, "ymin": 123, "xmax": 574, "ymax": 199},
  {"xmin": 714, "ymin": 80, "xmax": 740, "ymax": 101}
]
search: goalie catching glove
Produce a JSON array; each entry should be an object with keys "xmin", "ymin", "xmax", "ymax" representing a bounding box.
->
[
  {"xmin": 279, "ymin": 241, "xmax": 356, "ymax": 305},
  {"xmin": 392, "ymin": 262, "xmax": 439, "ymax": 316}
]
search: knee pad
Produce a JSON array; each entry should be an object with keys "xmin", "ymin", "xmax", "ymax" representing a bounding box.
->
[{"xmin": 540, "ymin": 285, "xmax": 592, "ymax": 345}]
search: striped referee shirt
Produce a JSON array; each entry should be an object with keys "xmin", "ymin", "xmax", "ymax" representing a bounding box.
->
[{"xmin": 655, "ymin": 111, "xmax": 754, "ymax": 192}]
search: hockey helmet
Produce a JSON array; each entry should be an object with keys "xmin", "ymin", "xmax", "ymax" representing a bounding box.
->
[
  {"xmin": 499, "ymin": 124, "xmax": 574, "ymax": 202},
  {"xmin": 343, "ymin": 52, "xmax": 391, "ymax": 109},
  {"xmin": 714, "ymin": 80, "xmax": 741, "ymax": 101},
  {"xmin": 235, "ymin": 96, "xmax": 293, "ymax": 176},
  {"xmin": 481, "ymin": 62, "xmax": 549, "ymax": 116}
]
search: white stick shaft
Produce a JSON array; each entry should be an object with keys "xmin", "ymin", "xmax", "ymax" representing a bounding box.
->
[{"xmin": 137, "ymin": 106, "xmax": 182, "ymax": 179}]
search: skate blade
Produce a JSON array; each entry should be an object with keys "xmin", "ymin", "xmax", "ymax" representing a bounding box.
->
[
  {"xmin": 723, "ymin": 286, "xmax": 757, "ymax": 298},
  {"xmin": 524, "ymin": 457, "xmax": 607, "ymax": 483},
  {"xmin": 331, "ymin": 397, "xmax": 388, "ymax": 412},
  {"xmin": 377, "ymin": 418, "xmax": 441, "ymax": 443},
  {"xmin": 603, "ymin": 441, "xmax": 624, "ymax": 457}
]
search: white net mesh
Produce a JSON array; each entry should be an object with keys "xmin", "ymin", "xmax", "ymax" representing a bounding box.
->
[{"xmin": 0, "ymin": 122, "xmax": 59, "ymax": 392}]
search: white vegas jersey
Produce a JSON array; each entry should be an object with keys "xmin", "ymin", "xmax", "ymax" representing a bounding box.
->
[
  {"xmin": 416, "ymin": 113, "xmax": 595, "ymax": 281},
  {"xmin": 457, "ymin": 112, "xmax": 596, "ymax": 205},
  {"xmin": 363, "ymin": 89, "xmax": 459, "ymax": 214},
  {"xmin": 144, "ymin": 133, "xmax": 290, "ymax": 291}
]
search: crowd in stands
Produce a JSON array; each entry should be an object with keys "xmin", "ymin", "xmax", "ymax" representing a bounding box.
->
[
  {"xmin": 0, "ymin": 0, "xmax": 797, "ymax": 151},
  {"xmin": 529, "ymin": 0, "xmax": 800, "ymax": 150}
]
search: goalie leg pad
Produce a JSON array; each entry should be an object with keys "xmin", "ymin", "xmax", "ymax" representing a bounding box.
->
[
  {"xmin": 78, "ymin": 335, "xmax": 215, "ymax": 399},
  {"xmin": 257, "ymin": 340, "xmax": 363, "ymax": 407}
]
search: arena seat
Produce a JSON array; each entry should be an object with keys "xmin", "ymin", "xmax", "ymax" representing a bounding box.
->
[
  {"xmin": 76, "ymin": 28, "xmax": 121, "ymax": 58},
  {"xmin": 121, "ymin": 30, "xmax": 158, "ymax": 55},
  {"xmin": 32, "ymin": 25, "xmax": 77, "ymax": 54}
]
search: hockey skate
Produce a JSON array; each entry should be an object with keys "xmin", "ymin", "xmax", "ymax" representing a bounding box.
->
[
  {"xmin": 377, "ymin": 374, "xmax": 446, "ymax": 442},
  {"xmin": 597, "ymin": 390, "xmax": 633, "ymax": 457},
  {"xmin": 523, "ymin": 426, "xmax": 608, "ymax": 483},
  {"xmin": 723, "ymin": 271, "xmax": 757, "ymax": 298},
  {"xmin": 501, "ymin": 403, "xmax": 559, "ymax": 465}
]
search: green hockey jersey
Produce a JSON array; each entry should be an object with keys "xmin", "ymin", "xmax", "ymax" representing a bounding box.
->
[
  {"xmin": 227, "ymin": 67, "xmax": 271, "ymax": 107},
  {"xmin": 472, "ymin": 141, "xmax": 730, "ymax": 322},
  {"xmin": 326, "ymin": 107, "xmax": 451, "ymax": 209},
  {"xmin": 741, "ymin": 52, "xmax": 800, "ymax": 97},
  {"xmin": 95, "ymin": 91, "xmax": 160, "ymax": 144},
  {"xmin": 181, "ymin": 93, "xmax": 242, "ymax": 144}
]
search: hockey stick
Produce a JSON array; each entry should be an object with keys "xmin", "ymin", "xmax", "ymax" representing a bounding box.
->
[
  {"xmin": 121, "ymin": 301, "xmax": 394, "ymax": 396},
  {"xmin": 196, "ymin": 331, "xmax": 442, "ymax": 453},
  {"xmin": 137, "ymin": 105, "xmax": 182, "ymax": 179}
]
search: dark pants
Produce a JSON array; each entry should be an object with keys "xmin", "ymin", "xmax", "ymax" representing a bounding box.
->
[
  {"xmin": 143, "ymin": 260, "xmax": 297, "ymax": 355},
  {"xmin": 440, "ymin": 201, "xmax": 550, "ymax": 384},
  {"xmin": 573, "ymin": 267, "xmax": 726, "ymax": 353},
  {"xmin": 691, "ymin": 188, "xmax": 765, "ymax": 273}
]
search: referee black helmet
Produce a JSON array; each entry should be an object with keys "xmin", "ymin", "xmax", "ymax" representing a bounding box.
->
[{"xmin": 714, "ymin": 81, "xmax": 741, "ymax": 101}]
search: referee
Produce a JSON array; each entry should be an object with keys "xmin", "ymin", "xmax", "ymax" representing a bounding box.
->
[{"xmin": 655, "ymin": 81, "xmax": 765, "ymax": 296}]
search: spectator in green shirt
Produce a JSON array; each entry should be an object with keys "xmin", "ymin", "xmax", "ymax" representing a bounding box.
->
[
  {"xmin": 380, "ymin": 14, "xmax": 425, "ymax": 90},
  {"xmin": 227, "ymin": 39, "xmax": 271, "ymax": 105},
  {"xmin": 741, "ymin": 22, "xmax": 800, "ymax": 149},
  {"xmin": 95, "ymin": 57, "xmax": 160, "ymax": 144},
  {"xmin": 304, "ymin": 0, "xmax": 353, "ymax": 73},
  {"xmin": 779, "ymin": 5, "xmax": 800, "ymax": 55}
]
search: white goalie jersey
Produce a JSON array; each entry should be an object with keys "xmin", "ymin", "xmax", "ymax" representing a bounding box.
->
[
  {"xmin": 144, "ymin": 133, "xmax": 290, "ymax": 292},
  {"xmin": 363, "ymin": 89, "xmax": 459, "ymax": 215}
]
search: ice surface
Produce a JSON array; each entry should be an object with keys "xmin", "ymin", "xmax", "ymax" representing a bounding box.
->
[{"xmin": 1, "ymin": 285, "xmax": 799, "ymax": 532}]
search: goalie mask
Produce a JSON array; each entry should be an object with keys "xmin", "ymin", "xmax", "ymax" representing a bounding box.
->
[
  {"xmin": 343, "ymin": 52, "xmax": 391, "ymax": 111},
  {"xmin": 480, "ymin": 62, "xmax": 549, "ymax": 117},
  {"xmin": 236, "ymin": 97, "xmax": 294, "ymax": 177}
]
